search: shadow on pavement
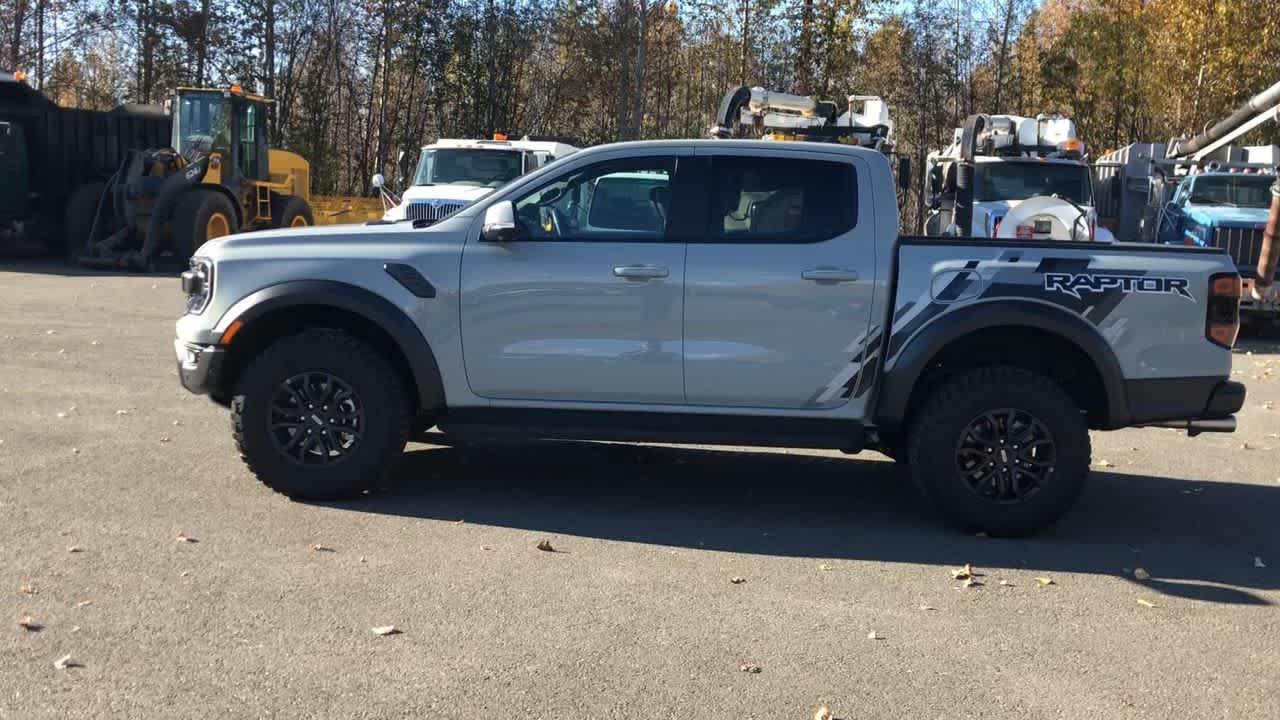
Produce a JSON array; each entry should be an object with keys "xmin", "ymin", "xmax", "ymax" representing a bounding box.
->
[
  {"xmin": 330, "ymin": 437, "xmax": 1279, "ymax": 606},
  {"xmin": 0, "ymin": 256, "xmax": 182, "ymax": 278}
]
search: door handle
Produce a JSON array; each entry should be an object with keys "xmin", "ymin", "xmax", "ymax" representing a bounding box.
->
[
  {"xmin": 613, "ymin": 265, "xmax": 669, "ymax": 279},
  {"xmin": 801, "ymin": 267, "xmax": 859, "ymax": 282}
]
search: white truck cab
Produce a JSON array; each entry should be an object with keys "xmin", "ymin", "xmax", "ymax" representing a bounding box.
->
[
  {"xmin": 926, "ymin": 114, "xmax": 1113, "ymax": 242},
  {"xmin": 383, "ymin": 138, "xmax": 578, "ymax": 223}
]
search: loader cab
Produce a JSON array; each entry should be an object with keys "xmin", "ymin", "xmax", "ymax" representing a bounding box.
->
[{"xmin": 172, "ymin": 87, "xmax": 270, "ymax": 183}]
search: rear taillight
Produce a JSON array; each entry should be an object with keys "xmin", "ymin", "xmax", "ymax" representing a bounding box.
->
[{"xmin": 1206, "ymin": 272, "xmax": 1241, "ymax": 348}]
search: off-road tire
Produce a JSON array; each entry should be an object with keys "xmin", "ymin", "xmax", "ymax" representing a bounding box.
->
[
  {"xmin": 62, "ymin": 182, "xmax": 107, "ymax": 256},
  {"xmin": 232, "ymin": 330, "xmax": 411, "ymax": 500},
  {"xmin": 270, "ymin": 194, "xmax": 314, "ymax": 229},
  {"xmin": 172, "ymin": 190, "xmax": 239, "ymax": 259},
  {"xmin": 906, "ymin": 366, "xmax": 1090, "ymax": 536}
]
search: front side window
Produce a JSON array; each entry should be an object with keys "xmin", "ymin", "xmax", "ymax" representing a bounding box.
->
[
  {"xmin": 707, "ymin": 156, "xmax": 856, "ymax": 241},
  {"xmin": 173, "ymin": 92, "xmax": 228, "ymax": 159},
  {"xmin": 511, "ymin": 156, "xmax": 676, "ymax": 241},
  {"xmin": 414, "ymin": 149, "xmax": 524, "ymax": 188},
  {"xmin": 974, "ymin": 162, "xmax": 1093, "ymax": 204},
  {"xmin": 1188, "ymin": 175, "xmax": 1274, "ymax": 209}
]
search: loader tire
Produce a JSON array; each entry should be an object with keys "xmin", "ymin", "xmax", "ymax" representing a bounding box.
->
[
  {"xmin": 906, "ymin": 366, "xmax": 1090, "ymax": 537},
  {"xmin": 62, "ymin": 182, "xmax": 107, "ymax": 257},
  {"xmin": 231, "ymin": 330, "xmax": 411, "ymax": 500},
  {"xmin": 172, "ymin": 190, "xmax": 238, "ymax": 260},
  {"xmin": 271, "ymin": 194, "xmax": 314, "ymax": 229}
]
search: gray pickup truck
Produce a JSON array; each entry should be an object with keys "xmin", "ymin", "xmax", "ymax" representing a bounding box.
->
[{"xmin": 175, "ymin": 140, "xmax": 1246, "ymax": 535}]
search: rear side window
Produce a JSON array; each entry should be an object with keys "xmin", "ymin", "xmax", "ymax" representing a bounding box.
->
[{"xmin": 707, "ymin": 156, "xmax": 856, "ymax": 242}]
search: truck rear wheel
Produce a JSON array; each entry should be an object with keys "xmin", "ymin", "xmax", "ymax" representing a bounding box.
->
[
  {"xmin": 906, "ymin": 366, "xmax": 1090, "ymax": 536},
  {"xmin": 62, "ymin": 182, "xmax": 107, "ymax": 257},
  {"xmin": 232, "ymin": 330, "xmax": 411, "ymax": 500},
  {"xmin": 271, "ymin": 194, "xmax": 314, "ymax": 229},
  {"xmin": 172, "ymin": 190, "xmax": 239, "ymax": 259}
]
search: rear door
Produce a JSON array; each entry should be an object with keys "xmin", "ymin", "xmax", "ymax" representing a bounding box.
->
[
  {"xmin": 459, "ymin": 150, "xmax": 690, "ymax": 404},
  {"xmin": 682, "ymin": 149, "xmax": 879, "ymax": 409}
]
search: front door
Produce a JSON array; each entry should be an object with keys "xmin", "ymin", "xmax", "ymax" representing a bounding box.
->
[
  {"xmin": 460, "ymin": 152, "xmax": 688, "ymax": 404},
  {"xmin": 683, "ymin": 150, "xmax": 878, "ymax": 410}
]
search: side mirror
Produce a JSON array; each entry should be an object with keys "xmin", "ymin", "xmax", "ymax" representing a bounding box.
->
[
  {"xmin": 897, "ymin": 156, "xmax": 912, "ymax": 191},
  {"xmin": 481, "ymin": 201, "xmax": 519, "ymax": 242},
  {"xmin": 397, "ymin": 150, "xmax": 411, "ymax": 181},
  {"xmin": 371, "ymin": 173, "xmax": 385, "ymax": 189}
]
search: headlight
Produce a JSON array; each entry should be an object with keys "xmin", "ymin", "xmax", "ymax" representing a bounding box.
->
[{"xmin": 181, "ymin": 257, "xmax": 214, "ymax": 314}]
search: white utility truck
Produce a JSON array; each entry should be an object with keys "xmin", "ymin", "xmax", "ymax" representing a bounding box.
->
[
  {"xmin": 377, "ymin": 137, "xmax": 578, "ymax": 223},
  {"xmin": 925, "ymin": 114, "xmax": 1113, "ymax": 242}
]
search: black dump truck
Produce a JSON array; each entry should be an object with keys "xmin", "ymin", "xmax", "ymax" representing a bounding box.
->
[{"xmin": 0, "ymin": 72, "xmax": 170, "ymax": 254}]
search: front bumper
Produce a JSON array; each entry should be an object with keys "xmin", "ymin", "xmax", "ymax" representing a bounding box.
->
[{"xmin": 175, "ymin": 339, "xmax": 226, "ymax": 395}]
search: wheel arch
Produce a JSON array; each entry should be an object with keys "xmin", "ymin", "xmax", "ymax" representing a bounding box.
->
[
  {"xmin": 874, "ymin": 300, "xmax": 1129, "ymax": 431},
  {"xmin": 212, "ymin": 280, "xmax": 445, "ymax": 414}
]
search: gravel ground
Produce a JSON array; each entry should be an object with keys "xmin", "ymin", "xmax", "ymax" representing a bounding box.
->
[{"xmin": 1, "ymin": 259, "xmax": 1278, "ymax": 719}]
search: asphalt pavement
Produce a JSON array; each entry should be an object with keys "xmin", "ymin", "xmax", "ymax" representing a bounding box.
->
[{"xmin": 1, "ymin": 259, "xmax": 1278, "ymax": 719}]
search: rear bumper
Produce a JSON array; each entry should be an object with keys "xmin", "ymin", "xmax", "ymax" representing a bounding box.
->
[
  {"xmin": 174, "ymin": 339, "xmax": 225, "ymax": 396},
  {"xmin": 1126, "ymin": 377, "xmax": 1245, "ymax": 425}
]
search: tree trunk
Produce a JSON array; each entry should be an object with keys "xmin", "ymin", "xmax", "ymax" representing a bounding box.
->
[
  {"xmin": 795, "ymin": 0, "xmax": 813, "ymax": 95},
  {"xmin": 631, "ymin": 0, "xmax": 647, "ymax": 140}
]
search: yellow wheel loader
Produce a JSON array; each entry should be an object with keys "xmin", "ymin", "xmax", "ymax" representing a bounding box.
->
[{"xmin": 75, "ymin": 85, "xmax": 319, "ymax": 269}]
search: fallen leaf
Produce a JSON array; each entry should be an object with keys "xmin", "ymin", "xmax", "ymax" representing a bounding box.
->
[
  {"xmin": 358, "ymin": 556, "xmax": 367, "ymax": 563},
  {"xmin": 739, "ymin": 662, "xmax": 761, "ymax": 673},
  {"xmin": 18, "ymin": 616, "xmax": 43, "ymax": 631},
  {"xmin": 67, "ymin": 545, "xmax": 82, "ymax": 553},
  {"xmin": 950, "ymin": 563, "xmax": 978, "ymax": 580},
  {"xmin": 918, "ymin": 604, "xmax": 937, "ymax": 611},
  {"xmin": 115, "ymin": 409, "xmax": 128, "ymax": 416},
  {"xmin": 818, "ymin": 563, "xmax": 834, "ymax": 571},
  {"xmin": 309, "ymin": 543, "xmax": 335, "ymax": 552},
  {"xmin": 1136, "ymin": 598, "xmax": 1158, "ymax": 608},
  {"xmin": 179, "ymin": 571, "xmax": 191, "ymax": 577},
  {"xmin": 1034, "ymin": 577, "xmax": 1055, "ymax": 586},
  {"xmin": 175, "ymin": 533, "xmax": 196, "ymax": 543},
  {"xmin": 814, "ymin": 706, "xmax": 833, "ymax": 720},
  {"xmin": 998, "ymin": 579, "xmax": 1014, "ymax": 587},
  {"xmin": 56, "ymin": 412, "xmax": 66, "ymax": 419},
  {"xmin": 866, "ymin": 630, "xmax": 883, "ymax": 640},
  {"xmin": 1256, "ymin": 556, "xmax": 1267, "ymax": 569},
  {"xmin": 535, "ymin": 539, "xmax": 557, "ymax": 552},
  {"xmin": 1240, "ymin": 442, "xmax": 1251, "ymax": 450},
  {"xmin": 730, "ymin": 576, "xmax": 747, "ymax": 584},
  {"xmin": 18, "ymin": 584, "xmax": 36, "ymax": 595},
  {"xmin": 1097, "ymin": 459, "xmax": 1114, "ymax": 468},
  {"xmin": 71, "ymin": 447, "xmax": 79, "ymax": 455},
  {"xmin": 371, "ymin": 625, "xmax": 401, "ymax": 636},
  {"xmin": 453, "ymin": 519, "xmax": 465, "ymax": 524},
  {"xmin": 172, "ymin": 420, "xmax": 182, "ymax": 426},
  {"xmin": 1134, "ymin": 567, "xmax": 1151, "ymax": 581},
  {"xmin": 76, "ymin": 600, "xmax": 93, "ymax": 608},
  {"xmin": 962, "ymin": 577, "xmax": 983, "ymax": 588},
  {"xmin": 53, "ymin": 654, "xmax": 80, "ymax": 670},
  {"xmin": 160, "ymin": 436, "xmax": 170, "ymax": 443}
]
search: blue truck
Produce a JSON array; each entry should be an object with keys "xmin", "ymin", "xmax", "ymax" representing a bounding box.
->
[{"xmin": 1157, "ymin": 169, "xmax": 1279, "ymax": 321}]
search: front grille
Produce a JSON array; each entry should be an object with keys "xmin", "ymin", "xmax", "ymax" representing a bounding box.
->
[
  {"xmin": 405, "ymin": 201, "xmax": 466, "ymax": 222},
  {"xmin": 1211, "ymin": 226, "xmax": 1265, "ymax": 275}
]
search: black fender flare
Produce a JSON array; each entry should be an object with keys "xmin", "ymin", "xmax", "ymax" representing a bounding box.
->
[
  {"xmin": 220, "ymin": 280, "xmax": 446, "ymax": 410},
  {"xmin": 873, "ymin": 299, "xmax": 1130, "ymax": 430}
]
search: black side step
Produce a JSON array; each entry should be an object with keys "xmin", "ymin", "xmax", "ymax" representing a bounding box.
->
[{"xmin": 437, "ymin": 408, "xmax": 866, "ymax": 452}]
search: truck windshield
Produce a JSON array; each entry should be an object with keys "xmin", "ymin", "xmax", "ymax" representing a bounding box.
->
[
  {"xmin": 414, "ymin": 149, "xmax": 523, "ymax": 188},
  {"xmin": 1188, "ymin": 175, "xmax": 1274, "ymax": 208},
  {"xmin": 173, "ymin": 92, "xmax": 229, "ymax": 159},
  {"xmin": 975, "ymin": 162, "xmax": 1092, "ymax": 204}
]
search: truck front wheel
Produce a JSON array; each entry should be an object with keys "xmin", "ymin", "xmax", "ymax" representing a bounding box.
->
[
  {"xmin": 906, "ymin": 366, "xmax": 1090, "ymax": 536},
  {"xmin": 231, "ymin": 330, "xmax": 411, "ymax": 499}
]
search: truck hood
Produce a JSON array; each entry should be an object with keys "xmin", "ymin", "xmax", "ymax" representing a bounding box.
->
[
  {"xmin": 1185, "ymin": 205, "xmax": 1269, "ymax": 227},
  {"xmin": 401, "ymin": 184, "xmax": 495, "ymax": 203},
  {"xmin": 195, "ymin": 214, "xmax": 470, "ymax": 263}
]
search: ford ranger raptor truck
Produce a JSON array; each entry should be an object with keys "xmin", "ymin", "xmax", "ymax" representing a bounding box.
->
[{"xmin": 175, "ymin": 140, "xmax": 1246, "ymax": 535}]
